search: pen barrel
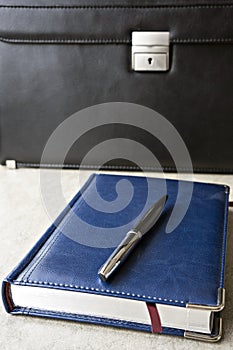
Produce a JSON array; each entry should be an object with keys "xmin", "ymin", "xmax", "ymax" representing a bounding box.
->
[{"xmin": 98, "ymin": 230, "xmax": 142, "ymax": 281}]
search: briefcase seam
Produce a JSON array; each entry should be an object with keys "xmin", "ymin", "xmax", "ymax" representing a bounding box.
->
[
  {"xmin": 1, "ymin": 4, "xmax": 233, "ymax": 10},
  {"xmin": 1, "ymin": 37, "xmax": 233, "ymax": 44},
  {"xmin": 13, "ymin": 162, "xmax": 233, "ymax": 173}
]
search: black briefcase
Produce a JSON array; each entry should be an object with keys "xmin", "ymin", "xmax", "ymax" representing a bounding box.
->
[{"xmin": 0, "ymin": 1, "xmax": 233, "ymax": 172}]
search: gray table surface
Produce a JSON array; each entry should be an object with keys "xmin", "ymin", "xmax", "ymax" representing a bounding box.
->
[{"xmin": 0, "ymin": 166, "xmax": 232, "ymax": 350}]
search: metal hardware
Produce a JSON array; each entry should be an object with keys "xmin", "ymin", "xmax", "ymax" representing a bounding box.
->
[
  {"xmin": 5, "ymin": 160, "xmax": 17, "ymax": 169},
  {"xmin": 184, "ymin": 316, "xmax": 222, "ymax": 342},
  {"xmin": 131, "ymin": 32, "xmax": 170, "ymax": 71},
  {"xmin": 184, "ymin": 289, "xmax": 225, "ymax": 341},
  {"xmin": 187, "ymin": 288, "xmax": 225, "ymax": 312}
]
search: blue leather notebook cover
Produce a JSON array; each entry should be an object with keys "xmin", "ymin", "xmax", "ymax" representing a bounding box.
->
[{"xmin": 2, "ymin": 174, "xmax": 229, "ymax": 341}]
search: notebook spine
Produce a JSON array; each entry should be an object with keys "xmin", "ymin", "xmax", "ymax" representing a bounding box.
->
[{"xmin": 1, "ymin": 173, "xmax": 96, "ymax": 312}]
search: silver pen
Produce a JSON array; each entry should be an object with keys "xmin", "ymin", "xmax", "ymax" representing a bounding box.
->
[{"xmin": 98, "ymin": 194, "xmax": 168, "ymax": 281}]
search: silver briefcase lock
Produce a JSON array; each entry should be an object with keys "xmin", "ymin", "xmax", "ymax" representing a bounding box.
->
[{"xmin": 131, "ymin": 32, "xmax": 170, "ymax": 71}]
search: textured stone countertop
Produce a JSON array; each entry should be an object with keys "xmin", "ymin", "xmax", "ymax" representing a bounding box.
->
[{"xmin": 0, "ymin": 166, "xmax": 232, "ymax": 350}]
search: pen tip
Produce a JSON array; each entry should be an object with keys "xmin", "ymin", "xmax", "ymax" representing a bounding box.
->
[{"xmin": 98, "ymin": 272, "xmax": 107, "ymax": 282}]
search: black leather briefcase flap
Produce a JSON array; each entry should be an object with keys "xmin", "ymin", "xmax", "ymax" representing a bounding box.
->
[{"xmin": 0, "ymin": 1, "xmax": 233, "ymax": 172}]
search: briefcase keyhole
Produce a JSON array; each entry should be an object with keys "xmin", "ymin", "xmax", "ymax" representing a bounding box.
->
[{"xmin": 148, "ymin": 57, "xmax": 153, "ymax": 65}]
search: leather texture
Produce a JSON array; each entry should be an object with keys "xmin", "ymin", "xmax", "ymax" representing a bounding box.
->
[
  {"xmin": 0, "ymin": 1, "xmax": 233, "ymax": 172},
  {"xmin": 2, "ymin": 174, "xmax": 229, "ymax": 335}
]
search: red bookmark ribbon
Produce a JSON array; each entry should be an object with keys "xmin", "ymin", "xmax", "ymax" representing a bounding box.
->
[{"xmin": 146, "ymin": 303, "xmax": 162, "ymax": 334}]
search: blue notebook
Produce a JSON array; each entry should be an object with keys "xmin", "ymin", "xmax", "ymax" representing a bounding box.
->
[{"xmin": 2, "ymin": 174, "xmax": 229, "ymax": 342}]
